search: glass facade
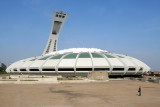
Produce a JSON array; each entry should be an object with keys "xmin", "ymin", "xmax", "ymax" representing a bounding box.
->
[
  {"xmin": 92, "ymin": 53, "xmax": 104, "ymax": 58},
  {"xmin": 79, "ymin": 53, "xmax": 90, "ymax": 58},
  {"xmin": 30, "ymin": 58, "xmax": 37, "ymax": 61},
  {"xmin": 117, "ymin": 55, "xmax": 124, "ymax": 58},
  {"xmin": 39, "ymin": 56, "xmax": 51, "ymax": 60},
  {"xmin": 64, "ymin": 53, "xmax": 78, "ymax": 59},
  {"xmin": 103, "ymin": 53, "xmax": 115, "ymax": 58},
  {"xmin": 50, "ymin": 54, "xmax": 64, "ymax": 59}
]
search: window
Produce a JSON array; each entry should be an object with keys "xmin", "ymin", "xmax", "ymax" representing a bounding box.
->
[
  {"xmin": 128, "ymin": 68, "xmax": 136, "ymax": 71},
  {"xmin": 59, "ymin": 15, "xmax": 61, "ymax": 17},
  {"xmin": 113, "ymin": 68, "xmax": 124, "ymax": 71},
  {"xmin": 29, "ymin": 69, "xmax": 39, "ymax": 71},
  {"xmin": 56, "ymin": 14, "xmax": 58, "ymax": 17},
  {"xmin": 52, "ymin": 21, "xmax": 62, "ymax": 34},
  {"xmin": 103, "ymin": 53, "xmax": 115, "ymax": 58},
  {"xmin": 20, "ymin": 69, "xmax": 26, "ymax": 71},
  {"xmin": 45, "ymin": 39, "xmax": 52, "ymax": 54},
  {"xmin": 94, "ymin": 68, "xmax": 109, "ymax": 71},
  {"xmin": 139, "ymin": 68, "xmax": 143, "ymax": 71},
  {"xmin": 117, "ymin": 55, "xmax": 124, "ymax": 58},
  {"xmin": 58, "ymin": 68, "xmax": 74, "ymax": 71},
  {"xmin": 50, "ymin": 54, "xmax": 64, "ymax": 59},
  {"xmin": 42, "ymin": 68, "xmax": 55, "ymax": 71},
  {"xmin": 64, "ymin": 53, "xmax": 78, "ymax": 59},
  {"xmin": 76, "ymin": 68, "xmax": 92, "ymax": 71},
  {"xmin": 92, "ymin": 53, "xmax": 104, "ymax": 58},
  {"xmin": 30, "ymin": 58, "xmax": 37, "ymax": 61},
  {"xmin": 53, "ymin": 40, "xmax": 57, "ymax": 51},
  {"xmin": 39, "ymin": 56, "xmax": 50, "ymax": 60},
  {"xmin": 62, "ymin": 16, "xmax": 65, "ymax": 18},
  {"xmin": 79, "ymin": 53, "xmax": 90, "ymax": 58},
  {"xmin": 13, "ymin": 69, "xmax": 17, "ymax": 71}
]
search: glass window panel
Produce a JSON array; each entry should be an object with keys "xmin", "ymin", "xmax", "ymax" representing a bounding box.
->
[
  {"xmin": 64, "ymin": 53, "xmax": 78, "ymax": 59},
  {"xmin": 79, "ymin": 53, "xmax": 90, "ymax": 58},
  {"xmin": 104, "ymin": 53, "xmax": 115, "ymax": 58},
  {"xmin": 50, "ymin": 54, "xmax": 64, "ymax": 59},
  {"xmin": 92, "ymin": 53, "xmax": 104, "ymax": 58},
  {"xmin": 39, "ymin": 56, "xmax": 50, "ymax": 60}
]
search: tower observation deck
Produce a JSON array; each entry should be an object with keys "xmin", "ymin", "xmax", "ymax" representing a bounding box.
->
[{"xmin": 43, "ymin": 11, "xmax": 69, "ymax": 55}]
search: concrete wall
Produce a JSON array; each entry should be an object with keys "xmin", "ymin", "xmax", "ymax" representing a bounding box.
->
[{"xmin": 88, "ymin": 71, "xmax": 109, "ymax": 80}]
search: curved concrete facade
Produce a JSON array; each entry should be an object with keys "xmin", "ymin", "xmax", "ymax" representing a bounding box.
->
[{"xmin": 6, "ymin": 48, "xmax": 150, "ymax": 76}]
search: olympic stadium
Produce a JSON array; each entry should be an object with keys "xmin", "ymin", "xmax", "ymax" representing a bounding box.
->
[{"xmin": 6, "ymin": 11, "xmax": 150, "ymax": 76}]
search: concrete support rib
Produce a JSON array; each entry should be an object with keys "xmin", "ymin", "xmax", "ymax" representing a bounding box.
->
[
  {"xmin": 74, "ymin": 53, "xmax": 80, "ymax": 74},
  {"xmin": 17, "ymin": 61, "xmax": 25, "ymax": 73},
  {"xmin": 125, "ymin": 56, "xmax": 140, "ymax": 75},
  {"xmin": 89, "ymin": 52, "xmax": 94, "ymax": 71},
  {"xmin": 39, "ymin": 56, "xmax": 53, "ymax": 73},
  {"xmin": 18, "ymin": 58, "xmax": 33, "ymax": 74},
  {"xmin": 55, "ymin": 53, "xmax": 69, "ymax": 74},
  {"xmin": 102, "ymin": 53, "xmax": 112, "ymax": 75},
  {"xmin": 27, "ymin": 56, "xmax": 40, "ymax": 72},
  {"xmin": 112, "ymin": 54, "xmax": 128, "ymax": 75},
  {"xmin": 43, "ymin": 11, "xmax": 69, "ymax": 55}
]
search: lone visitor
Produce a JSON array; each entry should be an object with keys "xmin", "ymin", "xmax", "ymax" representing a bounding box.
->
[{"xmin": 138, "ymin": 86, "xmax": 141, "ymax": 96}]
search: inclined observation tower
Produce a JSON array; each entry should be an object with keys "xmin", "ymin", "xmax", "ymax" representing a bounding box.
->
[{"xmin": 43, "ymin": 11, "xmax": 69, "ymax": 55}]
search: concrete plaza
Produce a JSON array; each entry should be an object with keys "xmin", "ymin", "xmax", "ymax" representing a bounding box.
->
[{"xmin": 0, "ymin": 80, "xmax": 160, "ymax": 107}]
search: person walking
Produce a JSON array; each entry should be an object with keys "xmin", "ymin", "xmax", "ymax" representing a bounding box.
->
[{"xmin": 138, "ymin": 86, "xmax": 141, "ymax": 96}]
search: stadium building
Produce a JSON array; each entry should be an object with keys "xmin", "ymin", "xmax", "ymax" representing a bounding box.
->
[{"xmin": 6, "ymin": 11, "xmax": 150, "ymax": 76}]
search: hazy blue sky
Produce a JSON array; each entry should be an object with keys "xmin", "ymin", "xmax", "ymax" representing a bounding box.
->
[{"xmin": 0, "ymin": 0, "xmax": 160, "ymax": 71}]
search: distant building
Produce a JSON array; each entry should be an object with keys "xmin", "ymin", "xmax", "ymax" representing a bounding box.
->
[
  {"xmin": 147, "ymin": 71, "xmax": 160, "ymax": 76},
  {"xmin": 0, "ymin": 62, "xmax": 6, "ymax": 69}
]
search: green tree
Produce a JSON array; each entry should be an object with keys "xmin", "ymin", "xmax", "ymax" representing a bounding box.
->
[{"xmin": 0, "ymin": 67, "xmax": 7, "ymax": 74}]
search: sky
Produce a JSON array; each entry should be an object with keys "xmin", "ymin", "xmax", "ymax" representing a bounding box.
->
[{"xmin": 0, "ymin": 0, "xmax": 160, "ymax": 71}]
